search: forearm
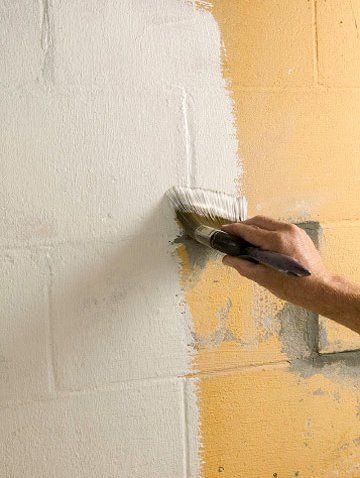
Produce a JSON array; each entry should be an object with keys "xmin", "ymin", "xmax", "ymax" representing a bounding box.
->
[
  {"xmin": 311, "ymin": 275, "xmax": 360, "ymax": 334},
  {"xmin": 222, "ymin": 219, "xmax": 360, "ymax": 335}
]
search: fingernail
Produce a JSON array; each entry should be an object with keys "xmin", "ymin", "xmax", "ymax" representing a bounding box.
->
[
  {"xmin": 222, "ymin": 224, "xmax": 231, "ymax": 228},
  {"xmin": 222, "ymin": 256, "xmax": 232, "ymax": 266}
]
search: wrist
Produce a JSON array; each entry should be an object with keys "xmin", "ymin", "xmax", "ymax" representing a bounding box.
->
[
  {"xmin": 313, "ymin": 272, "xmax": 360, "ymax": 332},
  {"xmin": 291, "ymin": 271, "xmax": 343, "ymax": 317}
]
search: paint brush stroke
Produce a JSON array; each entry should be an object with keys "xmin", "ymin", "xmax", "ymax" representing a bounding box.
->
[
  {"xmin": 175, "ymin": 3, "xmax": 243, "ymax": 477},
  {"xmin": 40, "ymin": 0, "xmax": 54, "ymax": 85}
]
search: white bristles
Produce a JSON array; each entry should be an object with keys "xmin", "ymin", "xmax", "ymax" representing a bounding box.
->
[{"xmin": 166, "ymin": 186, "xmax": 247, "ymax": 223}]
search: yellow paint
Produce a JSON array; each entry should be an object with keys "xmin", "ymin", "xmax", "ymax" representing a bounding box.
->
[
  {"xmin": 180, "ymin": 1, "xmax": 360, "ymax": 475},
  {"xmin": 317, "ymin": 0, "xmax": 360, "ymax": 86},
  {"xmin": 178, "ymin": 248, "xmax": 286, "ymax": 373},
  {"xmin": 200, "ymin": 365, "xmax": 360, "ymax": 477}
]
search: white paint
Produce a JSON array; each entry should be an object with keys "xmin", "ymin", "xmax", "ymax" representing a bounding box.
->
[
  {"xmin": 0, "ymin": 380, "xmax": 185, "ymax": 477},
  {"xmin": 50, "ymin": 240, "xmax": 190, "ymax": 389},
  {"xmin": 0, "ymin": 0, "xmax": 240, "ymax": 476},
  {"xmin": 0, "ymin": 251, "xmax": 50, "ymax": 405},
  {"xmin": 185, "ymin": 377, "xmax": 203, "ymax": 477}
]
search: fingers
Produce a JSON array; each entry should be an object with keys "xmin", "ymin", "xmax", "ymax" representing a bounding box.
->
[
  {"xmin": 222, "ymin": 255, "xmax": 268, "ymax": 282},
  {"xmin": 222, "ymin": 222, "xmax": 272, "ymax": 249},
  {"xmin": 243, "ymin": 215, "xmax": 290, "ymax": 231}
]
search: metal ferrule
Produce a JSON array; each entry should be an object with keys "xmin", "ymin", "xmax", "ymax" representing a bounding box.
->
[{"xmin": 194, "ymin": 225, "xmax": 217, "ymax": 248}]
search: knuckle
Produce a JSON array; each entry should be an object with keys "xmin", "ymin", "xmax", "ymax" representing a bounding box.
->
[
  {"xmin": 283, "ymin": 223, "xmax": 298, "ymax": 233},
  {"xmin": 252, "ymin": 215, "xmax": 267, "ymax": 222},
  {"xmin": 297, "ymin": 226, "xmax": 308, "ymax": 237},
  {"xmin": 272, "ymin": 232, "xmax": 287, "ymax": 248}
]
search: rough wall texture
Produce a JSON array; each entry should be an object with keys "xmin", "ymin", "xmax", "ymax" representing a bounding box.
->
[
  {"xmin": 0, "ymin": 1, "xmax": 238, "ymax": 476},
  {"xmin": 2, "ymin": 1, "xmax": 360, "ymax": 477},
  {"xmin": 185, "ymin": 0, "xmax": 360, "ymax": 476}
]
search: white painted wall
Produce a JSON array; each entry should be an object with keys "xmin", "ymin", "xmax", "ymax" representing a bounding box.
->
[{"xmin": 0, "ymin": 1, "xmax": 238, "ymax": 476}]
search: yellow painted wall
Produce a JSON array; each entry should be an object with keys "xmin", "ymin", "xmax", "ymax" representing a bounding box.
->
[{"xmin": 182, "ymin": 1, "xmax": 360, "ymax": 476}]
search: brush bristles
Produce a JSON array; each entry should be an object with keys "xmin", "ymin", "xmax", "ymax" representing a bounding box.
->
[{"xmin": 166, "ymin": 186, "xmax": 247, "ymax": 235}]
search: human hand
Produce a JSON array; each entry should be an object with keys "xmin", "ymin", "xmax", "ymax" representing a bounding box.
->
[{"xmin": 221, "ymin": 216, "xmax": 333, "ymax": 309}]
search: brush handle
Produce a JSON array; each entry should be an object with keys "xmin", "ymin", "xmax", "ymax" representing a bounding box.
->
[{"xmin": 211, "ymin": 230, "xmax": 311, "ymax": 277}]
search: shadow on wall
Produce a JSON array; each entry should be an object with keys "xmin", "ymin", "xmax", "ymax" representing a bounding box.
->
[{"xmin": 2, "ymin": 196, "xmax": 189, "ymax": 399}]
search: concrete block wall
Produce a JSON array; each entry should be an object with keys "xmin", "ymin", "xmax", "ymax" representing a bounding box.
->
[
  {"xmin": 190, "ymin": 1, "xmax": 360, "ymax": 476},
  {"xmin": 3, "ymin": 1, "xmax": 360, "ymax": 476},
  {"xmin": 0, "ymin": 1, "xmax": 238, "ymax": 476}
]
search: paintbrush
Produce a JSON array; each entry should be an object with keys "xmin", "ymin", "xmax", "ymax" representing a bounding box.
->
[{"xmin": 166, "ymin": 186, "xmax": 311, "ymax": 277}]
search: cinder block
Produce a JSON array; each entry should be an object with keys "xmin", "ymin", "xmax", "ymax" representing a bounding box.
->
[
  {"xmin": 178, "ymin": 249, "xmax": 288, "ymax": 373},
  {"xmin": 0, "ymin": 87, "xmax": 186, "ymax": 244},
  {"xmin": 184, "ymin": 378, "xmax": 201, "ymax": 478},
  {"xmin": 199, "ymin": 366, "xmax": 360, "ymax": 477},
  {"xmin": 0, "ymin": 250, "xmax": 50, "ymax": 404},
  {"xmin": 179, "ymin": 224, "xmax": 322, "ymax": 374},
  {"xmin": 55, "ymin": 0, "xmax": 221, "ymax": 91},
  {"xmin": 0, "ymin": 1, "xmax": 42, "ymax": 88},
  {"xmin": 50, "ymin": 240, "xmax": 190, "ymax": 390},
  {"xmin": 0, "ymin": 1, "xmax": 238, "ymax": 246},
  {"xmin": 318, "ymin": 222, "xmax": 360, "ymax": 353},
  {"xmin": 189, "ymin": 85, "xmax": 239, "ymax": 193},
  {"xmin": 209, "ymin": 0, "xmax": 314, "ymax": 87},
  {"xmin": 0, "ymin": 380, "xmax": 185, "ymax": 478},
  {"xmin": 317, "ymin": 0, "xmax": 360, "ymax": 86},
  {"xmin": 232, "ymin": 88, "xmax": 360, "ymax": 222}
]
